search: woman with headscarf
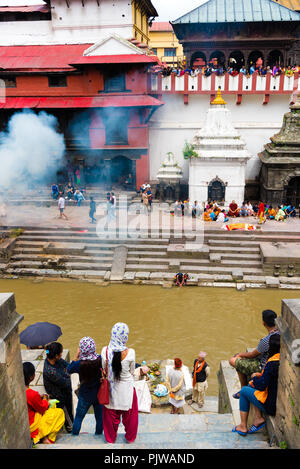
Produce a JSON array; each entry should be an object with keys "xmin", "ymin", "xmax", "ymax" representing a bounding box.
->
[
  {"xmin": 101, "ymin": 322, "xmax": 138, "ymax": 444},
  {"xmin": 67, "ymin": 337, "xmax": 103, "ymax": 436},
  {"xmin": 165, "ymin": 358, "xmax": 186, "ymax": 414}
]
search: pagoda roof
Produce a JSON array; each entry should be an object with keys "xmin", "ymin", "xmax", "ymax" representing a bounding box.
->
[{"xmin": 172, "ymin": 0, "xmax": 300, "ymax": 24}]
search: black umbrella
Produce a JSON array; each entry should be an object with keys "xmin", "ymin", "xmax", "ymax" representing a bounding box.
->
[{"xmin": 19, "ymin": 322, "xmax": 62, "ymax": 348}]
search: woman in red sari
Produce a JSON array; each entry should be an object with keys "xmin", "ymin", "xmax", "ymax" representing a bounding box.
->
[{"xmin": 228, "ymin": 200, "xmax": 240, "ymax": 217}]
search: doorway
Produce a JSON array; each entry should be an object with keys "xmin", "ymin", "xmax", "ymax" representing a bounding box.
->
[
  {"xmin": 110, "ymin": 155, "xmax": 133, "ymax": 186},
  {"xmin": 286, "ymin": 177, "xmax": 300, "ymax": 207},
  {"xmin": 208, "ymin": 179, "xmax": 226, "ymax": 203}
]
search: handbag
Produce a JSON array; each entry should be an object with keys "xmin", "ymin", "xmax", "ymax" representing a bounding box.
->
[{"xmin": 97, "ymin": 347, "xmax": 110, "ymax": 405}]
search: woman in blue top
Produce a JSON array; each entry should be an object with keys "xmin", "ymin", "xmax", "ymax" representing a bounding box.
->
[{"xmin": 67, "ymin": 337, "xmax": 103, "ymax": 436}]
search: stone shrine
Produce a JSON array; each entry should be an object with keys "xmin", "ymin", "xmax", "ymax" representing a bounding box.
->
[
  {"xmin": 188, "ymin": 89, "xmax": 251, "ymax": 207},
  {"xmin": 259, "ymin": 93, "xmax": 300, "ymax": 206}
]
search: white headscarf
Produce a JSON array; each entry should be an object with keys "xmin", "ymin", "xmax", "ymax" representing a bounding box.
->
[{"xmin": 107, "ymin": 322, "xmax": 129, "ymax": 393}]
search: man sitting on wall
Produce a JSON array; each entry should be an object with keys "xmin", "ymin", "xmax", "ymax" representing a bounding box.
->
[{"xmin": 228, "ymin": 310, "xmax": 280, "ymax": 396}]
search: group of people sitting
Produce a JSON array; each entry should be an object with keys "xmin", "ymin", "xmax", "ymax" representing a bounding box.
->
[
  {"xmin": 202, "ymin": 200, "xmax": 297, "ymax": 223},
  {"xmin": 51, "ymin": 181, "xmax": 86, "ymax": 206}
]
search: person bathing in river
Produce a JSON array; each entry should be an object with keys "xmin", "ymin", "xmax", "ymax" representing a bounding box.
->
[{"xmin": 174, "ymin": 272, "xmax": 189, "ymax": 287}]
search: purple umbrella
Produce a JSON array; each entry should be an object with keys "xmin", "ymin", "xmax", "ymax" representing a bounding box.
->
[{"xmin": 20, "ymin": 322, "xmax": 62, "ymax": 348}]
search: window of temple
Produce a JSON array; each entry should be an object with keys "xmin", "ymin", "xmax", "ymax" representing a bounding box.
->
[
  {"xmin": 102, "ymin": 109, "xmax": 129, "ymax": 146},
  {"xmin": 267, "ymin": 50, "xmax": 284, "ymax": 68},
  {"xmin": 0, "ymin": 75, "xmax": 16, "ymax": 87},
  {"xmin": 209, "ymin": 51, "xmax": 226, "ymax": 67},
  {"xmin": 103, "ymin": 68, "xmax": 126, "ymax": 92},
  {"xmin": 228, "ymin": 51, "xmax": 245, "ymax": 71},
  {"xmin": 248, "ymin": 51, "xmax": 264, "ymax": 68},
  {"xmin": 191, "ymin": 51, "xmax": 207, "ymax": 67},
  {"xmin": 48, "ymin": 75, "xmax": 67, "ymax": 87}
]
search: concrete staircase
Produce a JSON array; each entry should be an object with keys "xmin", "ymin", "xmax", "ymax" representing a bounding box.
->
[
  {"xmin": 0, "ymin": 187, "xmax": 138, "ymax": 207},
  {"xmin": 2, "ymin": 226, "xmax": 300, "ymax": 287},
  {"xmin": 40, "ymin": 404, "xmax": 271, "ymax": 449}
]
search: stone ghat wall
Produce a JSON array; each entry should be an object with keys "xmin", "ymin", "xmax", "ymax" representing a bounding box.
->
[
  {"xmin": 274, "ymin": 299, "xmax": 300, "ymax": 449},
  {"xmin": 0, "ymin": 293, "xmax": 31, "ymax": 449}
]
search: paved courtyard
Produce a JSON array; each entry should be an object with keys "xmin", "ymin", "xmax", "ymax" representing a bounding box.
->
[{"xmin": 1, "ymin": 202, "xmax": 300, "ymax": 234}]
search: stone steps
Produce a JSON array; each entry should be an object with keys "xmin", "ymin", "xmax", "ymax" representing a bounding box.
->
[
  {"xmin": 41, "ymin": 413, "xmax": 270, "ymax": 450},
  {"xmin": 7, "ymin": 260, "xmax": 113, "ymax": 271},
  {"xmin": 12, "ymin": 248, "xmax": 114, "ymax": 258},
  {"xmin": 125, "ymin": 263, "xmax": 264, "ymax": 276},
  {"xmin": 209, "ymin": 246, "xmax": 260, "ymax": 254},
  {"xmin": 15, "ymin": 240, "xmax": 169, "ymax": 251},
  {"xmin": 10, "ymin": 255, "xmax": 114, "ymax": 265}
]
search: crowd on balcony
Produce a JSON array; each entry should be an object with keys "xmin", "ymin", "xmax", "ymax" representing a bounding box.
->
[{"xmin": 149, "ymin": 59, "xmax": 299, "ymax": 79}]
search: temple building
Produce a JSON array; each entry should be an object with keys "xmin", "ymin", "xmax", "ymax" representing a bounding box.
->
[
  {"xmin": 188, "ymin": 89, "xmax": 251, "ymax": 206},
  {"xmin": 259, "ymin": 94, "xmax": 300, "ymax": 206},
  {"xmin": 171, "ymin": 0, "xmax": 300, "ymax": 68},
  {"xmin": 0, "ymin": 0, "xmax": 162, "ymax": 189},
  {"xmin": 0, "ymin": 0, "xmax": 299, "ymax": 199}
]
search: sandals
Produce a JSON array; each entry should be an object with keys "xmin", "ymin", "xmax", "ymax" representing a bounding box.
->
[
  {"xmin": 232, "ymin": 426, "xmax": 247, "ymax": 437},
  {"xmin": 232, "ymin": 391, "xmax": 241, "ymax": 399},
  {"xmin": 247, "ymin": 422, "xmax": 266, "ymax": 434}
]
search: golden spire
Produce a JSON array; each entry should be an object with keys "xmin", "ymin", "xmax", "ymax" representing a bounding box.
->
[{"xmin": 211, "ymin": 87, "xmax": 227, "ymax": 106}]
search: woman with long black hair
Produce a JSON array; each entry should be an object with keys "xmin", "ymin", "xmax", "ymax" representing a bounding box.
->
[
  {"xmin": 101, "ymin": 322, "xmax": 138, "ymax": 444},
  {"xmin": 43, "ymin": 341, "xmax": 73, "ymax": 430}
]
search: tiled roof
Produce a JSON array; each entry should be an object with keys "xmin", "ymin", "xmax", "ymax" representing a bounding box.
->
[
  {"xmin": 172, "ymin": 0, "xmax": 300, "ymax": 24},
  {"xmin": 149, "ymin": 22, "xmax": 173, "ymax": 32}
]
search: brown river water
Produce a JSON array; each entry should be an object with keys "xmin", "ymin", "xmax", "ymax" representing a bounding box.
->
[{"xmin": 2, "ymin": 279, "xmax": 299, "ymax": 395}]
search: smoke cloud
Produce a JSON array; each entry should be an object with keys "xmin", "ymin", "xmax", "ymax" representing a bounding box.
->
[{"xmin": 0, "ymin": 109, "xmax": 65, "ymax": 191}]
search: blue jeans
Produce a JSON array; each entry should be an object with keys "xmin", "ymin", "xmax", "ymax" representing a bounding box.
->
[
  {"xmin": 72, "ymin": 396, "xmax": 103, "ymax": 435},
  {"xmin": 239, "ymin": 385, "xmax": 266, "ymax": 414}
]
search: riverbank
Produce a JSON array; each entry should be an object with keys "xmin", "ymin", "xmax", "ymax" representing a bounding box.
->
[{"xmin": 5, "ymin": 278, "xmax": 299, "ymax": 395}]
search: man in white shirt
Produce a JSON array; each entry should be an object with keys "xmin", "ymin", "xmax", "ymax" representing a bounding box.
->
[{"xmin": 58, "ymin": 193, "xmax": 68, "ymax": 220}]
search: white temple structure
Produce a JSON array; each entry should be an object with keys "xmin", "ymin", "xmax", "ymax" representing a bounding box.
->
[{"xmin": 188, "ymin": 89, "xmax": 251, "ymax": 207}]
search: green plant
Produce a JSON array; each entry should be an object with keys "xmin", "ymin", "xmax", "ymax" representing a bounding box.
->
[
  {"xmin": 292, "ymin": 415, "xmax": 299, "ymax": 427},
  {"xmin": 183, "ymin": 140, "xmax": 198, "ymax": 159},
  {"xmin": 10, "ymin": 228, "xmax": 24, "ymax": 238},
  {"xmin": 279, "ymin": 441, "xmax": 287, "ymax": 449},
  {"xmin": 289, "ymin": 395, "xmax": 295, "ymax": 407}
]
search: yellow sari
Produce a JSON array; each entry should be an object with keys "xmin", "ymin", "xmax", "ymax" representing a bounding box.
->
[{"xmin": 30, "ymin": 407, "xmax": 65, "ymax": 444}]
